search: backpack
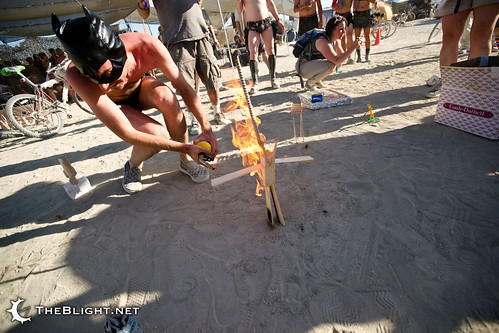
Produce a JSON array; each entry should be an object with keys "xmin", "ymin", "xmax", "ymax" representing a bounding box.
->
[{"xmin": 292, "ymin": 28, "xmax": 328, "ymax": 58}]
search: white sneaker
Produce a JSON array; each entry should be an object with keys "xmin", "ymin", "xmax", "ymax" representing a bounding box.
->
[
  {"xmin": 271, "ymin": 79, "xmax": 280, "ymax": 89},
  {"xmin": 315, "ymin": 81, "xmax": 327, "ymax": 89},
  {"xmin": 214, "ymin": 113, "xmax": 231, "ymax": 125},
  {"xmin": 189, "ymin": 120, "xmax": 201, "ymax": 136},
  {"xmin": 426, "ymin": 75, "xmax": 440, "ymax": 87},
  {"xmin": 249, "ymin": 82, "xmax": 259, "ymax": 95}
]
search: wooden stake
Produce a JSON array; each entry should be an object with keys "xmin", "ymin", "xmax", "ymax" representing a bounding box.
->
[{"xmin": 289, "ymin": 103, "xmax": 307, "ymax": 143}]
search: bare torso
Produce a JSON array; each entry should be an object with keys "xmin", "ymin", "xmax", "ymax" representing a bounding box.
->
[
  {"xmin": 240, "ymin": 0, "xmax": 270, "ymax": 21},
  {"xmin": 335, "ymin": 0, "xmax": 353, "ymax": 14},
  {"xmin": 295, "ymin": 0, "xmax": 320, "ymax": 17},
  {"xmin": 355, "ymin": 0, "xmax": 374, "ymax": 12}
]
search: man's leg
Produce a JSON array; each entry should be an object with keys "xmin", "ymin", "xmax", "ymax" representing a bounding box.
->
[
  {"xmin": 354, "ymin": 28, "xmax": 362, "ymax": 62},
  {"xmin": 468, "ymin": 4, "xmax": 499, "ymax": 59},
  {"xmin": 248, "ymin": 29, "xmax": 261, "ymax": 94},
  {"xmin": 426, "ymin": 10, "xmax": 469, "ymax": 99},
  {"xmin": 440, "ymin": 10, "xmax": 470, "ymax": 66},
  {"xmin": 364, "ymin": 27, "xmax": 372, "ymax": 62},
  {"xmin": 346, "ymin": 22, "xmax": 355, "ymax": 64},
  {"xmin": 261, "ymin": 28, "xmax": 280, "ymax": 89}
]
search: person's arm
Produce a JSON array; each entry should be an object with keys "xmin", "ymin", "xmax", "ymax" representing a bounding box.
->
[
  {"xmin": 237, "ymin": 0, "xmax": 244, "ymax": 15},
  {"xmin": 294, "ymin": 0, "xmax": 302, "ymax": 13},
  {"xmin": 316, "ymin": 0, "xmax": 323, "ymax": 27},
  {"xmin": 137, "ymin": 0, "xmax": 150, "ymax": 20},
  {"xmin": 315, "ymin": 36, "xmax": 361, "ymax": 67},
  {"xmin": 267, "ymin": 0, "xmax": 285, "ymax": 33},
  {"xmin": 208, "ymin": 25, "xmax": 220, "ymax": 48}
]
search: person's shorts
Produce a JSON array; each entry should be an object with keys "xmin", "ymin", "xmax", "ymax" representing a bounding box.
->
[
  {"xmin": 353, "ymin": 10, "xmax": 375, "ymax": 29},
  {"xmin": 298, "ymin": 14, "xmax": 320, "ymax": 37},
  {"xmin": 247, "ymin": 17, "xmax": 272, "ymax": 34},
  {"xmin": 435, "ymin": 0, "xmax": 498, "ymax": 17},
  {"xmin": 167, "ymin": 37, "xmax": 221, "ymax": 92}
]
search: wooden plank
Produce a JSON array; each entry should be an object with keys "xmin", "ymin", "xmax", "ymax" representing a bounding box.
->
[
  {"xmin": 210, "ymin": 164, "xmax": 263, "ymax": 187},
  {"xmin": 275, "ymin": 156, "xmax": 314, "ymax": 164},
  {"xmin": 270, "ymin": 184, "xmax": 285, "ymax": 225}
]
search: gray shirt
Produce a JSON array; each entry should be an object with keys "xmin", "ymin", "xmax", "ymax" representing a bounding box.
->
[{"xmin": 153, "ymin": 0, "xmax": 209, "ymax": 46}]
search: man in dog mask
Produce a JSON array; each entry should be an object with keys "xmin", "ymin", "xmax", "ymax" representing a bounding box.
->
[{"xmin": 53, "ymin": 5, "xmax": 218, "ymax": 194}]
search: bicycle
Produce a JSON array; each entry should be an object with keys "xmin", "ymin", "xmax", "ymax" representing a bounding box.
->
[
  {"xmin": 427, "ymin": 19, "xmax": 441, "ymax": 42},
  {"xmin": 1, "ymin": 59, "xmax": 92, "ymax": 138},
  {"xmin": 371, "ymin": 11, "xmax": 396, "ymax": 40}
]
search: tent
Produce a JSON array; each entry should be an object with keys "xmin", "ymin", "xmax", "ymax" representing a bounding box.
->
[{"xmin": 0, "ymin": 0, "xmax": 298, "ymax": 38}]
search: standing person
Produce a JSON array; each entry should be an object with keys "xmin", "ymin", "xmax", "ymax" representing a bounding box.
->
[
  {"xmin": 426, "ymin": 0, "xmax": 499, "ymax": 98},
  {"xmin": 353, "ymin": 0, "xmax": 376, "ymax": 63},
  {"xmin": 294, "ymin": 0, "xmax": 323, "ymax": 37},
  {"xmin": 334, "ymin": 0, "xmax": 355, "ymax": 64},
  {"xmin": 48, "ymin": 48, "xmax": 58, "ymax": 67},
  {"xmin": 295, "ymin": 15, "xmax": 362, "ymax": 90},
  {"xmin": 237, "ymin": 0, "xmax": 285, "ymax": 94},
  {"xmin": 234, "ymin": 8, "xmax": 270, "ymax": 70},
  {"xmin": 53, "ymin": 6, "xmax": 218, "ymax": 194},
  {"xmin": 138, "ymin": 0, "xmax": 231, "ymax": 136}
]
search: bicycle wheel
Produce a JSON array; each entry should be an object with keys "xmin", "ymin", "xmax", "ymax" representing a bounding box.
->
[
  {"xmin": 378, "ymin": 21, "xmax": 391, "ymax": 39},
  {"xmin": 5, "ymin": 94, "xmax": 63, "ymax": 138},
  {"xmin": 385, "ymin": 20, "xmax": 398, "ymax": 38},
  {"xmin": 428, "ymin": 20, "xmax": 441, "ymax": 42},
  {"xmin": 71, "ymin": 89, "xmax": 93, "ymax": 115}
]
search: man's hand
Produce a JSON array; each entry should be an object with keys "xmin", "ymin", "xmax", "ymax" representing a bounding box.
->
[{"xmin": 193, "ymin": 130, "xmax": 219, "ymax": 159}]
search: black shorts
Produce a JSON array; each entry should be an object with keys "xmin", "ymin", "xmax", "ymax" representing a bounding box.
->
[
  {"xmin": 247, "ymin": 17, "xmax": 272, "ymax": 34},
  {"xmin": 298, "ymin": 15, "xmax": 319, "ymax": 37}
]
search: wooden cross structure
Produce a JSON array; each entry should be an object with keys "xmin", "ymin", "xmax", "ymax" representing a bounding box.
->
[{"xmin": 210, "ymin": 58, "xmax": 313, "ymax": 225}]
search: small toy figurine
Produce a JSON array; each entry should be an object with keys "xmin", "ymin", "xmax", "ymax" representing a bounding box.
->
[{"xmin": 367, "ymin": 104, "xmax": 380, "ymax": 123}]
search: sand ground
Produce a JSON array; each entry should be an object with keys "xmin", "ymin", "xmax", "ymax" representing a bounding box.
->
[{"xmin": 1, "ymin": 19, "xmax": 498, "ymax": 333}]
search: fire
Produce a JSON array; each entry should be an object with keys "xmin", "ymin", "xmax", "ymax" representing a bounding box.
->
[{"xmin": 222, "ymin": 78, "xmax": 267, "ymax": 196}]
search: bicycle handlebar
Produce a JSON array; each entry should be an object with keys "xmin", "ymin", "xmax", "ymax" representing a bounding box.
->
[{"xmin": 1, "ymin": 66, "xmax": 25, "ymax": 77}]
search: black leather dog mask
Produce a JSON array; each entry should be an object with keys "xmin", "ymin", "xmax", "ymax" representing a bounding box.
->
[{"xmin": 52, "ymin": 5, "xmax": 127, "ymax": 84}]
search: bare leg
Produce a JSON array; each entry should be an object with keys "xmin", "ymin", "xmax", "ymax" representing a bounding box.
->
[
  {"xmin": 468, "ymin": 4, "xmax": 499, "ymax": 59},
  {"xmin": 440, "ymin": 10, "xmax": 470, "ymax": 66},
  {"xmin": 132, "ymin": 76, "xmax": 189, "ymax": 166}
]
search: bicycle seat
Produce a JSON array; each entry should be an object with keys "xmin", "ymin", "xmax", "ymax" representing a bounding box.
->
[{"xmin": 1, "ymin": 66, "xmax": 25, "ymax": 76}]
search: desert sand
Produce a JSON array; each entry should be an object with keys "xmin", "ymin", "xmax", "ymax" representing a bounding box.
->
[{"xmin": 1, "ymin": 19, "xmax": 498, "ymax": 333}]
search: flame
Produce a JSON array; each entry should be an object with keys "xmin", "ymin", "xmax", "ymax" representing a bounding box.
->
[{"xmin": 222, "ymin": 78, "xmax": 267, "ymax": 196}]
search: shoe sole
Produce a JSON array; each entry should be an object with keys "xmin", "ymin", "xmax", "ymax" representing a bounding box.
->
[{"xmin": 122, "ymin": 179, "xmax": 142, "ymax": 194}]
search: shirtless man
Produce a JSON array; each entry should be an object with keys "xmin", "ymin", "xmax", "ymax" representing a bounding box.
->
[
  {"xmin": 353, "ymin": 0, "xmax": 377, "ymax": 62},
  {"xmin": 334, "ymin": 0, "xmax": 355, "ymax": 64},
  {"xmin": 52, "ymin": 6, "xmax": 218, "ymax": 194},
  {"xmin": 237, "ymin": 0, "xmax": 285, "ymax": 94},
  {"xmin": 294, "ymin": 0, "xmax": 323, "ymax": 37}
]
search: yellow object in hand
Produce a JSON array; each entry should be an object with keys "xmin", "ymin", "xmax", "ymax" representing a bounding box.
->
[{"xmin": 196, "ymin": 141, "xmax": 212, "ymax": 150}]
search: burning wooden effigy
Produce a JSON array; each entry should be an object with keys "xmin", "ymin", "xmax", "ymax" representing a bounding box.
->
[{"xmin": 210, "ymin": 58, "xmax": 313, "ymax": 225}]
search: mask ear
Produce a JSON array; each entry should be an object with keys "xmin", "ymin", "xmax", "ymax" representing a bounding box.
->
[
  {"xmin": 82, "ymin": 5, "xmax": 99, "ymax": 25},
  {"xmin": 51, "ymin": 13, "xmax": 61, "ymax": 35}
]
